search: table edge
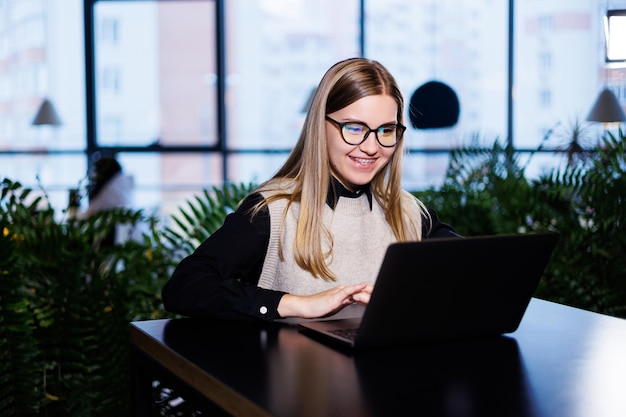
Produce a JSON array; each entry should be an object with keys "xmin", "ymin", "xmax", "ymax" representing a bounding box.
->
[{"xmin": 129, "ymin": 321, "xmax": 273, "ymax": 417}]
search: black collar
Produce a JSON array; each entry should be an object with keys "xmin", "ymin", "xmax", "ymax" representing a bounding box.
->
[{"xmin": 326, "ymin": 176, "xmax": 373, "ymax": 210}]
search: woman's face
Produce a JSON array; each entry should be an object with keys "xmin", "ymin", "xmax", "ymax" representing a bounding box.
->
[{"xmin": 326, "ymin": 94, "xmax": 399, "ymax": 191}]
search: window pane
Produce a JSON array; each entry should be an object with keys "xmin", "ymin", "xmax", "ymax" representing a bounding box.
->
[
  {"xmin": 0, "ymin": 154, "xmax": 87, "ymax": 221},
  {"xmin": 0, "ymin": 0, "xmax": 85, "ymax": 151},
  {"xmin": 0, "ymin": 0, "xmax": 85, "ymax": 215},
  {"xmin": 94, "ymin": 1, "xmax": 217, "ymax": 147},
  {"xmin": 402, "ymin": 153, "xmax": 450, "ymax": 191},
  {"xmin": 225, "ymin": 0, "xmax": 360, "ymax": 150},
  {"xmin": 227, "ymin": 153, "xmax": 289, "ymax": 184},
  {"xmin": 514, "ymin": 0, "xmax": 626, "ymax": 149},
  {"xmin": 366, "ymin": 0, "xmax": 508, "ymax": 155},
  {"xmin": 606, "ymin": 12, "xmax": 626, "ymax": 62},
  {"xmin": 114, "ymin": 153, "xmax": 223, "ymax": 220},
  {"xmin": 522, "ymin": 152, "xmax": 567, "ymax": 179},
  {"xmin": 12, "ymin": 152, "xmax": 225, "ymax": 224}
]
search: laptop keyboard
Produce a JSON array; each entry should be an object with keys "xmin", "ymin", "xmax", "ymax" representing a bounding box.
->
[{"xmin": 329, "ymin": 328, "xmax": 359, "ymax": 341}]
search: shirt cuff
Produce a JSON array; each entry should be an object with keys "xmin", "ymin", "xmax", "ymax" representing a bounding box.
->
[{"xmin": 249, "ymin": 289, "xmax": 286, "ymax": 321}]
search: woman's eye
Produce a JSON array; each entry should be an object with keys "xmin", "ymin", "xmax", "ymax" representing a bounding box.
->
[
  {"xmin": 380, "ymin": 126, "xmax": 395, "ymax": 136},
  {"xmin": 345, "ymin": 124, "xmax": 364, "ymax": 134}
]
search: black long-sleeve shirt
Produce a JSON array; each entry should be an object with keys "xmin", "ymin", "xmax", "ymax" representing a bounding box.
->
[{"xmin": 162, "ymin": 182, "xmax": 459, "ymax": 322}]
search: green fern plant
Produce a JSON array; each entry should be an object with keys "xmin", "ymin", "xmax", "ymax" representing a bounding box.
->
[
  {"xmin": 533, "ymin": 131, "xmax": 626, "ymax": 316},
  {"xmin": 0, "ymin": 178, "xmax": 178, "ymax": 417},
  {"xmin": 416, "ymin": 140, "xmax": 538, "ymax": 236},
  {"xmin": 1, "ymin": 178, "xmax": 256, "ymax": 416},
  {"xmin": 0, "ymin": 219, "xmax": 41, "ymax": 417}
]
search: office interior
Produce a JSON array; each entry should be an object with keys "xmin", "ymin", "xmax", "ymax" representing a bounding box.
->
[{"xmin": 2, "ymin": 2, "xmax": 626, "ymax": 416}]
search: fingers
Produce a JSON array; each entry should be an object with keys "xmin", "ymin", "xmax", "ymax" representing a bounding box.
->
[
  {"xmin": 340, "ymin": 282, "xmax": 369, "ymax": 295},
  {"xmin": 341, "ymin": 282, "xmax": 373, "ymax": 305},
  {"xmin": 351, "ymin": 283, "xmax": 373, "ymax": 304},
  {"xmin": 351, "ymin": 291, "xmax": 371, "ymax": 305},
  {"xmin": 281, "ymin": 282, "xmax": 374, "ymax": 319}
]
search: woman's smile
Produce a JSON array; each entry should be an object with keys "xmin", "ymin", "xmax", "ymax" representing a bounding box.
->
[{"xmin": 350, "ymin": 156, "xmax": 377, "ymax": 166}]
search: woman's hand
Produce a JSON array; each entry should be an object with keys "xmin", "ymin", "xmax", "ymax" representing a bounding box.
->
[{"xmin": 277, "ymin": 282, "xmax": 373, "ymax": 319}]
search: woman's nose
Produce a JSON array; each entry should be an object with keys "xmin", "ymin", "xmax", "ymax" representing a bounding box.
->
[{"xmin": 358, "ymin": 133, "xmax": 379, "ymax": 154}]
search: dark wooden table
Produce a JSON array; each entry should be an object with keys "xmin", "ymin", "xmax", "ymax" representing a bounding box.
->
[{"xmin": 130, "ymin": 298, "xmax": 626, "ymax": 417}]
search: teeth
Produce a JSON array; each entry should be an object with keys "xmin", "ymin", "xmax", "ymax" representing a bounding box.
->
[{"xmin": 354, "ymin": 157, "xmax": 375, "ymax": 165}]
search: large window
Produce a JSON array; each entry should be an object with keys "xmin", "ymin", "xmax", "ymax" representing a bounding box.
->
[
  {"xmin": 1, "ymin": 0, "xmax": 625, "ymax": 221},
  {"xmin": 365, "ymin": 0, "xmax": 509, "ymax": 189}
]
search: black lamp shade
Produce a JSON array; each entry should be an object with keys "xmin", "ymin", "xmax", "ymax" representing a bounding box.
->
[
  {"xmin": 409, "ymin": 81, "xmax": 460, "ymax": 129},
  {"xmin": 32, "ymin": 98, "xmax": 62, "ymax": 126},
  {"xmin": 586, "ymin": 88, "xmax": 626, "ymax": 123}
]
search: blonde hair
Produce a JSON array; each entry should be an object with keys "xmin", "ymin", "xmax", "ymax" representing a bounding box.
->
[{"xmin": 251, "ymin": 57, "xmax": 426, "ymax": 281}]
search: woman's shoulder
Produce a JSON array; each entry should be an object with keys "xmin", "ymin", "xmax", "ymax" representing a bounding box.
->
[{"xmin": 237, "ymin": 192, "xmax": 265, "ymax": 213}]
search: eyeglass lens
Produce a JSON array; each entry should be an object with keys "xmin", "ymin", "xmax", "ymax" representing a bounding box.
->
[{"xmin": 342, "ymin": 122, "xmax": 399, "ymax": 147}]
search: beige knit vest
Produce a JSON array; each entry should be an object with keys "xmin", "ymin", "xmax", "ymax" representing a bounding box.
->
[{"xmin": 257, "ymin": 192, "xmax": 399, "ymax": 295}]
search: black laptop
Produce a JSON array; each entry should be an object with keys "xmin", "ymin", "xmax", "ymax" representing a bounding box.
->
[{"xmin": 298, "ymin": 232, "xmax": 559, "ymax": 350}]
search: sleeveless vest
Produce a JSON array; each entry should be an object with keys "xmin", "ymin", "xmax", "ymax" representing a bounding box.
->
[{"xmin": 257, "ymin": 192, "xmax": 407, "ymax": 295}]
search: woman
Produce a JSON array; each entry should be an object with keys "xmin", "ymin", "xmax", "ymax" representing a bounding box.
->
[
  {"xmin": 84, "ymin": 156, "xmax": 134, "ymax": 246},
  {"xmin": 162, "ymin": 58, "xmax": 458, "ymax": 322},
  {"xmin": 85, "ymin": 156, "xmax": 133, "ymax": 216}
]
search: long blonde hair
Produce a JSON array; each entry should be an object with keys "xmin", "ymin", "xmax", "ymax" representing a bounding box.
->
[{"xmin": 251, "ymin": 57, "xmax": 425, "ymax": 281}]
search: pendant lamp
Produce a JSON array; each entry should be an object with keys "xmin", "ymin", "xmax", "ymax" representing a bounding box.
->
[
  {"xmin": 32, "ymin": 98, "xmax": 62, "ymax": 126},
  {"xmin": 586, "ymin": 87, "xmax": 626, "ymax": 123}
]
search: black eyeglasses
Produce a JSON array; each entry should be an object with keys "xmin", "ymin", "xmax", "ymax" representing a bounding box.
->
[{"xmin": 325, "ymin": 116, "xmax": 406, "ymax": 148}]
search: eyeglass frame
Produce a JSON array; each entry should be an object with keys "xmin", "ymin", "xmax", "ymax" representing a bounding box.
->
[{"xmin": 325, "ymin": 116, "xmax": 406, "ymax": 148}]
